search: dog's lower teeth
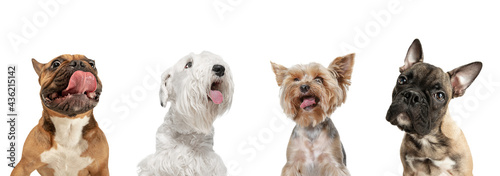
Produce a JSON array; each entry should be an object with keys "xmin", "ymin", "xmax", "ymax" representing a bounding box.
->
[
  {"xmin": 50, "ymin": 92, "xmax": 58, "ymax": 99},
  {"xmin": 87, "ymin": 92, "xmax": 96, "ymax": 99}
]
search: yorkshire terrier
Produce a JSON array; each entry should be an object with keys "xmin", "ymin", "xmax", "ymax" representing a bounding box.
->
[{"xmin": 271, "ymin": 53, "xmax": 354, "ymax": 176}]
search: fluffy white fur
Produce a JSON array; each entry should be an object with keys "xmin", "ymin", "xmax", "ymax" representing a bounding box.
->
[{"xmin": 138, "ymin": 51, "xmax": 234, "ymax": 176}]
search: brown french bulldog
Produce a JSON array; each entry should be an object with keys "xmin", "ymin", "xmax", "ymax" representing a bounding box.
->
[{"xmin": 11, "ymin": 54, "xmax": 109, "ymax": 176}]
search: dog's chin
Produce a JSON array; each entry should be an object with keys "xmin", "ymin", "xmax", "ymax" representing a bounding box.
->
[
  {"xmin": 42, "ymin": 89, "xmax": 100, "ymax": 116},
  {"xmin": 387, "ymin": 112, "xmax": 419, "ymax": 134},
  {"xmin": 290, "ymin": 95, "xmax": 327, "ymax": 127},
  {"xmin": 396, "ymin": 124, "xmax": 414, "ymax": 134}
]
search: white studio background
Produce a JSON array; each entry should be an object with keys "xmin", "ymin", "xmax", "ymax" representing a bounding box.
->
[{"xmin": 1, "ymin": 0, "xmax": 499, "ymax": 175}]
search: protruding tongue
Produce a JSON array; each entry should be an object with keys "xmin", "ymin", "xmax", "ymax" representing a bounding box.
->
[
  {"xmin": 300, "ymin": 97, "xmax": 316, "ymax": 109},
  {"xmin": 209, "ymin": 90, "xmax": 223, "ymax": 104},
  {"xmin": 62, "ymin": 71, "xmax": 97, "ymax": 95}
]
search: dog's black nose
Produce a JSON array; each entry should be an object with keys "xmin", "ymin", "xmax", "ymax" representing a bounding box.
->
[
  {"xmin": 300, "ymin": 85, "xmax": 310, "ymax": 93},
  {"xmin": 212, "ymin": 64, "xmax": 225, "ymax": 77},
  {"xmin": 403, "ymin": 91, "xmax": 421, "ymax": 105},
  {"xmin": 69, "ymin": 60, "xmax": 86, "ymax": 69}
]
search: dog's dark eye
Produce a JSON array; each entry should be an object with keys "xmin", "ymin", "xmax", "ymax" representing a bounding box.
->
[
  {"xmin": 314, "ymin": 77, "xmax": 323, "ymax": 84},
  {"xmin": 294, "ymin": 78, "xmax": 299, "ymax": 82},
  {"xmin": 184, "ymin": 62, "xmax": 192, "ymax": 69},
  {"xmin": 51, "ymin": 60, "xmax": 61, "ymax": 68},
  {"xmin": 397, "ymin": 76, "xmax": 407, "ymax": 85},
  {"xmin": 88, "ymin": 60, "xmax": 95, "ymax": 68},
  {"xmin": 434, "ymin": 92, "xmax": 445, "ymax": 101}
]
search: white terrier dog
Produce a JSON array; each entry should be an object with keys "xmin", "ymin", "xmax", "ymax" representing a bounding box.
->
[{"xmin": 138, "ymin": 51, "xmax": 234, "ymax": 176}]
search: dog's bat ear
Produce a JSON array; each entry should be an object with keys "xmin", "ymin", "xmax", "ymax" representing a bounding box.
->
[
  {"xmin": 32, "ymin": 58, "xmax": 43, "ymax": 76},
  {"xmin": 270, "ymin": 61, "xmax": 288, "ymax": 86},
  {"xmin": 400, "ymin": 39, "xmax": 424, "ymax": 72},
  {"xmin": 447, "ymin": 61, "xmax": 482, "ymax": 98},
  {"xmin": 159, "ymin": 69, "xmax": 172, "ymax": 107}
]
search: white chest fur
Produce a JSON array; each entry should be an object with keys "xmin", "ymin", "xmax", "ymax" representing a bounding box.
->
[
  {"xmin": 40, "ymin": 116, "xmax": 94, "ymax": 176},
  {"xmin": 406, "ymin": 155, "xmax": 456, "ymax": 174}
]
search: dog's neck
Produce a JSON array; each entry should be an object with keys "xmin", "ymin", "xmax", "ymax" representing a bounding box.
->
[
  {"xmin": 294, "ymin": 117, "xmax": 334, "ymax": 141},
  {"xmin": 407, "ymin": 111, "xmax": 460, "ymax": 151},
  {"xmin": 165, "ymin": 106, "xmax": 215, "ymax": 135},
  {"xmin": 41, "ymin": 109, "xmax": 97, "ymax": 138},
  {"xmin": 161, "ymin": 106, "xmax": 215, "ymax": 149}
]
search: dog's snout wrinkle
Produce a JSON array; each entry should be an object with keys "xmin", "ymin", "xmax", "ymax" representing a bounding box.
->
[{"xmin": 403, "ymin": 92, "xmax": 411, "ymax": 99}]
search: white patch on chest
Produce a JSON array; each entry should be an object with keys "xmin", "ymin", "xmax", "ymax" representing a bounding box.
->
[
  {"xmin": 409, "ymin": 134, "xmax": 438, "ymax": 148},
  {"xmin": 432, "ymin": 157, "xmax": 456, "ymax": 172},
  {"xmin": 40, "ymin": 116, "xmax": 94, "ymax": 176},
  {"xmin": 406, "ymin": 155, "xmax": 456, "ymax": 173}
]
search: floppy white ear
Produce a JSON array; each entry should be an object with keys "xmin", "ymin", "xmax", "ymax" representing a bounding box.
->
[
  {"xmin": 400, "ymin": 39, "xmax": 424, "ymax": 72},
  {"xmin": 159, "ymin": 68, "xmax": 172, "ymax": 107}
]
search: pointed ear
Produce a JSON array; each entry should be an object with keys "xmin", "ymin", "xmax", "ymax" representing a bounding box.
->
[
  {"xmin": 400, "ymin": 39, "xmax": 424, "ymax": 72},
  {"xmin": 159, "ymin": 68, "xmax": 173, "ymax": 107},
  {"xmin": 329, "ymin": 53, "xmax": 355, "ymax": 81},
  {"xmin": 447, "ymin": 62, "xmax": 482, "ymax": 98},
  {"xmin": 328, "ymin": 53, "xmax": 355, "ymax": 104},
  {"xmin": 32, "ymin": 58, "xmax": 43, "ymax": 76},
  {"xmin": 270, "ymin": 61, "xmax": 288, "ymax": 86}
]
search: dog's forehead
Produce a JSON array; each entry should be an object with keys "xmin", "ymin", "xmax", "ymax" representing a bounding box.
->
[
  {"xmin": 39, "ymin": 54, "xmax": 91, "ymax": 70},
  {"xmin": 42, "ymin": 54, "xmax": 91, "ymax": 68},
  {"xmin": 53, "ymin": 54, "xmax": 89, "ymax": 62},
  {"xmin": 406, "ymin": 63, "xmax": 450, "ymax": 89},
  {"xmin": 289, "ymin": 63, "xmax": 330, "ymax": 78},
  {"xmin": 194, "ymin": 53, "xmax": 227, "ymax": 65},
  {"xmin": 60, "ymin": 54, "xmax": 88, "ymax": 60},
  {"xmin": 174, "ymin": 53, "xmax": 228, "ymax": 68}
]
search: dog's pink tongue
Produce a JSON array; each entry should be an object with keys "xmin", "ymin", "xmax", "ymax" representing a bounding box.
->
[
  {"xmin": 62, "ymin": 71, "xmax": 97, "ymax": 95},
  {"xmin": 209, "ymin": 90, "xmax": 223, "ymax": 104},
  {"xmin": 300, "ymin": 97, "xmax": 316, "ymax": 109}
]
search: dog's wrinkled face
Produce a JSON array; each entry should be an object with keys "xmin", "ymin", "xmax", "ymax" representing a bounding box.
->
[
  {"xmin": 386, "ymin": 39, "xmax": 482, "ymax": 136},
  {"xmin": 32, "ymin": 54, "xmax": 102, "ymax": 117},
  {"xmin": 160, "ymin": 51, "xmax": 234, "ymax": 134},
  {"xmin": 271, "ymin": 54, "xmax": 354, "ymax": 127},
  {"xmin": 387, "ymin": 62, "xmax": 451, "ymax": 135}
]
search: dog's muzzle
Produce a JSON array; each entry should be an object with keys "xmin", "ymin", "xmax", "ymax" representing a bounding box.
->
[{"xmin": 387, "ymin": 89, "xmax": 430, "ymax": 135}]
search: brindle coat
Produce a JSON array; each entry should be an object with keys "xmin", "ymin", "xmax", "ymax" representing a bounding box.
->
[{"xmin": 386, "ymin": 39, "xmax": 481, "ymax": 176}]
